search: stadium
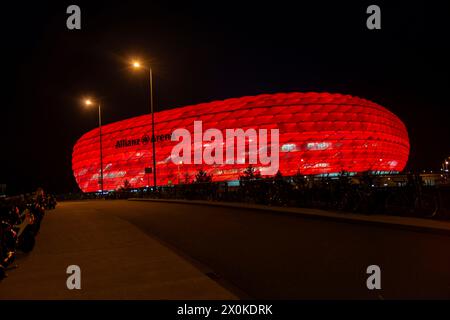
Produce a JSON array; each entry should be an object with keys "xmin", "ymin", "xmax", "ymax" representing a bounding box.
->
[{"xmin": 72, "ymin": 92, "xmax": 410, "ymax": 192}]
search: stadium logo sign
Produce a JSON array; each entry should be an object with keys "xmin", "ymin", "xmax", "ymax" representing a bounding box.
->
[
  {"xmin": 171, "ymin": 121, "xmax": 279, "ymax": 175},
  {"xmin": 115, "ymin": 137, "xmax": 142, "ymax": 148},
  {"xmin": 115, "ymin": 134, "xmax": 171, "ymax": 148},
  {"xmin": 141, "ymin": 134, "xmax": 150, "ymax": 145}
]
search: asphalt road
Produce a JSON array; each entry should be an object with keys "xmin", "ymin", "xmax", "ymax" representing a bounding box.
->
[
  {"xmin": 89, "ymin": 200, "xmax": 450, "ymax": 299},
  {"xmin": 0, "ymin": 200, "xmax": 236, "ymax": 299}
]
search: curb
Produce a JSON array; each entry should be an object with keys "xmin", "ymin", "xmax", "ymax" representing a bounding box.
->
[{"xmin": 129, "ymin": 198, "xmax": 450, "ymax": 236}]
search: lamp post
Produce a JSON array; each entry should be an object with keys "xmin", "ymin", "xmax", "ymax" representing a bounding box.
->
[
  {"xmin": 177, "ymin": 161, "xmax": 183, "ymax": 184},
  {"xmin": 444, "ymin": 159, "xmax": 449, "ymax": 181},
  {"xmin": 132, "ymin": 60, "xmax": 157, "ymax": 190},
  {"xmin": 84, "ymin": 98, "xmax": 104, "ymax": 193}
]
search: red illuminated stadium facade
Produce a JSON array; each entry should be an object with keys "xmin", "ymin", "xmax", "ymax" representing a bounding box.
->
[{"xmin": 72, "ymin": 92, "xmax": 410, "ymax": 192}]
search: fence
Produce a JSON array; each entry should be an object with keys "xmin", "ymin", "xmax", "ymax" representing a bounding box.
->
[{"xmin": 125, "ymin": 175, "xmax": 450, "ymax": 220}]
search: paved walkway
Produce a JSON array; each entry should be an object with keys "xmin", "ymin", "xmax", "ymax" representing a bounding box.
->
[
  {"xmin": 0, "ymin": 201, "xmax": 236, "ymax": 299},
  {"xmin": 131, "ymin": 198, "xmax": 450, "ymax": 235}
]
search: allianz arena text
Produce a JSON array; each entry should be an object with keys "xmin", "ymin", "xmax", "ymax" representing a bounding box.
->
[{"xmin": 72, "ymin": 92, "xmax": 410, "ymax": 192}]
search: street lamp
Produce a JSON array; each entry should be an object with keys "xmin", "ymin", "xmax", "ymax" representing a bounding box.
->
[
  {"xmin": 84, "ymin": 98, "xmax": 104, "ymax": 193},
  {"xmin": 177, "ymin": 160, "xmax": 183, "ymax": 184},
  {"xmin": 131, "ymin": 60, "xmax": 157, "ymax": 190}
]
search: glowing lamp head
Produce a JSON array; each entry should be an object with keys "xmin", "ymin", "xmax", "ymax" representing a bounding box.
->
[
  {"xmin": 84, "ymin": 99, "xmax": 93, "ymax": 106},
  {"xmin": 132, "ymin": 61, "xmax": 141, "ymax": 68}
]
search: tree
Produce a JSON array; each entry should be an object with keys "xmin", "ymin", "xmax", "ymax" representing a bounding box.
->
[
  {"xmin": 274, "ymin": 170, "xmax": 283, "ymax": 181},
  {"xmin": 239, "ymin": 165, "xmax": 261, "ymax": 181},
  {"xmin": 195, "ymin": 169, "xmax": 212, "ymax": 183},
  {"xmin": 269, "ymin": 170, "xmax": 291, "ymax": 206},
  {"xmin": 183, "ymin": 172, "xmax": 191, "ymax": 184},
  {"xmin": 119, "ymin": 179, "xmax": 131, "ymax": 191},
  {"xmin": 116, "ymin": 179, "xmax": 132, "ymax": 198},
  {"xmin": 293, "ymin": 170, "xmax": 307, "ymax": 189}
]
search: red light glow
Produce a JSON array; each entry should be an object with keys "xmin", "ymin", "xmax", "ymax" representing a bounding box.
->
[{"xmin": 72, "ymin": 92, "xmax": 410, "ymax": 192}]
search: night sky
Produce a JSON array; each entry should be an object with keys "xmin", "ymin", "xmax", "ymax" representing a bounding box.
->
[{"xmin": 1, "ymin": 1, "xmax": 449, "ymax": 194}]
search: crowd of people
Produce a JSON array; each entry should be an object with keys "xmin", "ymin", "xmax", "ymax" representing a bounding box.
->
[
  {"xmin": 133, "ymin": 169, "xmax": 449, "ymax": 219},
  {"xmin": 0, "ymin": 188, "xmax": 56, "ymax": 279},
  {"xmin": 53, "ymin": 168, "xmax": 449, "ymax": 220}
]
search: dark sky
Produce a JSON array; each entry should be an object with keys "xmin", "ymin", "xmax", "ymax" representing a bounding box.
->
[{"xmin": 1, "ymin": 1, "xmax": 449, "ymax": 194}]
